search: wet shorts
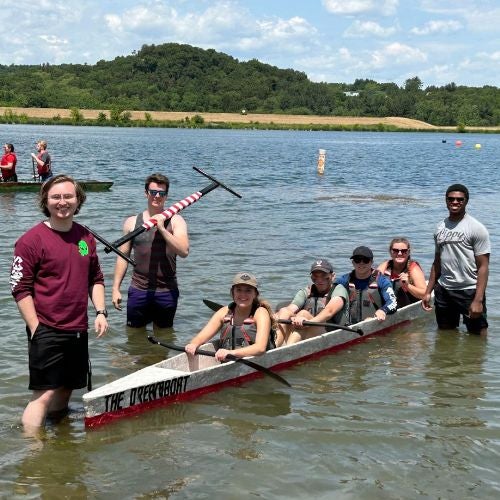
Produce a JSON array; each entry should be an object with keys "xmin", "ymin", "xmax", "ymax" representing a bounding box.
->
[
  {"xmin": 434, "ymin": 283, "xmax": 488, "ymax": 334},
  {"xmin": 126, "ymin": 287, "xmax": 179, "ymax": 328},
  {"xmin": 27, "ymin": 323, "xmax": 89, "ymax": 390}
]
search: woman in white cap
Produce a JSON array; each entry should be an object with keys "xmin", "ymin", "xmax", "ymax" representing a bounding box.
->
[{"xmin": 185, "ymin": 272, "xmax": 275, "ymax": 361}]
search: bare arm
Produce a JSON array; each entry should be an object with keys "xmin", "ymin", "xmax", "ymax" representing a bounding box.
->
[
  {"xmin": 404, "ymin": 263, "xmax": 427, "ymax": 300},
  {"xmin": 422, "ymin": 252, "xmax": 440, "ymax": 310},
  {"xmin": 185, "ymin": 307, "xmax": 228, "ymax": 354},
  {"xmin": 90, "ymin": 283, "xmax": 108, "ymax": 337},
  {"xmin": 470, "ymin": 254, "xmax": 489, "ymax": 317},
  {"xmin": 152, "ymin": 213, "xmax": 189, "ymax": 258},
  {"xmin": 309, "ymin": 296, "xmax": 344, "ymax": 324},
  {"xmin": 111, "ymin": 216, "xmax": 135, "ymax": 310}
]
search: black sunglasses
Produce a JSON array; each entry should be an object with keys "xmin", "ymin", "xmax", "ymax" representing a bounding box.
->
[
  {"xmin": 447, "ymin": 196, "xmax": 465, "ymax": 203},
  {"xmin": 352, "ymin": 256, "xmax": 371, "ymax": 264},
  {"xmin": 148, "ymin": 189, "xmax": 167, "ymax": 197},
  {"xmin": 391, "ymin": 248, "xmax": 409, "ymax": 255}
]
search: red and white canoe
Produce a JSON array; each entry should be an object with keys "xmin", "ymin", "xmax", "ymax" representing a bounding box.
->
[{"xmin": 83, "ymin": 300, "xmax": 428, "ymax": 428}]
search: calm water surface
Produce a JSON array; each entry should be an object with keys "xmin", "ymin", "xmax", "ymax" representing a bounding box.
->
[{"xmin": 0, "ymin": 125, "xmax": 499, "ymax": 499}]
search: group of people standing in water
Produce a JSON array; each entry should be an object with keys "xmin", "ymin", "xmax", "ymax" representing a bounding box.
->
[
  {"xmin": 0, "ymin": 140, "xmax": 53, "ymax": 182},
  {"xmin": 9, "ymin": 173, "xmax": 490, "ymax": 432}
]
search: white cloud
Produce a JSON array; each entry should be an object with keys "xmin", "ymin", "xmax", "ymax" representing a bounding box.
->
[
  {"xmin": 370, "ymin": 42, "xmax": 427, "ymax": 68},
  {"xmin": 39, "ymin": 35, "xmax": 69, "ymax": 46},
  {"xmin": 344, "ymin": 20, "xmax": 397, "ymax": 37},
  {"xmin": 322, "ymin": 0, "xmax": 398, "ymax": 15},
  {"xmin": 411, "ymin": 19, "xmax": 462, "ymax": 35}
]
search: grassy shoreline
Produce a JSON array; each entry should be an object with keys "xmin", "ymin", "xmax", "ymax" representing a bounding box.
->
[{"xmin": 1, "ymin": 106, "xmax": 498, "ymax": 133}]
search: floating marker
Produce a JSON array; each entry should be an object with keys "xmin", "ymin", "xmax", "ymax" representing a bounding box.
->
[
  {"xmin": 475, "ymin": 143, "xmax": 481, "ymax": 149},
  {"xmin": 317, "ymin": 149, "xmax": 326, "ymax": 174},
  {"xmin": 455, "ymin": 140, "xmax": 463, "ymax": 146}
]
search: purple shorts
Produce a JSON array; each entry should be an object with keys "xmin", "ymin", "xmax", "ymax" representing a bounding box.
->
[{"xmin": 127, "ymin": 287, "xmax": 179, "ymax": 328}]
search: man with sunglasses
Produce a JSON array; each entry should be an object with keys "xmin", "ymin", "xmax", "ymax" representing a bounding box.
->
[
  {"xmin": 336, "ymin": 246, "xmax": 397, "ymax": 324},
  {"xmin": 422, "ymin": 184, "xmax": 490, "ymax": 335},
  {"xmin": 112, "ymin": 173, "xmax": 189, "ymax": 330},
  {"xmin": 275, "ymin": 259, "xmax": 349, "ymax": 346}
]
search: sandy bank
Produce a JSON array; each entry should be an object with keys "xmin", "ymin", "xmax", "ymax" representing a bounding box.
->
[{"xmin": 1, "ymin": 106, "xmax": 498, "ymax": 131}]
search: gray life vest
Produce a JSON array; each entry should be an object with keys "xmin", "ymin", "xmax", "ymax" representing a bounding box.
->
[{"xmin": 348, "ymin": 271, "xmax": 383, "ymax": 324}]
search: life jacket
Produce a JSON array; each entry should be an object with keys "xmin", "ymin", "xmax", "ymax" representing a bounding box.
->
[
  {"xmin": 303, "ymin": 284, "xmax": 335, "ymax": 316},
  {"xmin": 382, "ymin": 260, "xmax": 421, "ymax": 308},
  {"xmin": 348, "ymin": 270, "xmax": 383, "ymax": 324},
  {"xmin": 220, "ymin": 302, "xmax": 275, "ymax": 350}
]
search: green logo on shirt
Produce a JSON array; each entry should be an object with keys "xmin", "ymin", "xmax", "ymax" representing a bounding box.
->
[{"xmin": 78, "ymin": 240, "xmax": 89, "ymax": 256}]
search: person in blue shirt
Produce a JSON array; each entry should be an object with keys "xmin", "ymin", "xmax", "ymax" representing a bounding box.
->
[{"xmin": 336, "ymin": 246, "xmax": 397, "ymax": 324}]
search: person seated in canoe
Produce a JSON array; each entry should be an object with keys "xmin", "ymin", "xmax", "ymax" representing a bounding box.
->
[
  {"xmin": 377, "ymin": 237, "xmax": 426, "ymax": 308},
  {"xmin": 31, "ymin": 140, "xmax": 53, "ymax": 181},
  {"xmin": 275, "ymin": 259, "xmax": 349, "ymax": 346},
  {"xmin": 335, "ymin": 246, "xmax": 397, "ymax": 323},
  {"xmin": 185, "ymin": 272, "xmax": 275, "ymax": 362},
  {"xmin": 1, "ymin": 143, "xmax": 17, "ymax": 182}
]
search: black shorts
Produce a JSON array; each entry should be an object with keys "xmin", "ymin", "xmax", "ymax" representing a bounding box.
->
[
  {"xmin": 434, "ymin": 283, "xmax": 488, "ymax": 334},
  {"xmin": 27, "ymin": 323, "xmax": 89, "ymax": 390}
]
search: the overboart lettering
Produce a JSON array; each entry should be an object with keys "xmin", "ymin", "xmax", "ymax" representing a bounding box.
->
[{"xmin": 104, "ymin": 375, "xmax": 190, "ymax": 413}]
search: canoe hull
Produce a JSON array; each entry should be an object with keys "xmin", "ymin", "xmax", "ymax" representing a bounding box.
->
[
  {"xmin": 83, "ymin": 300, "xmax": 428, "ymax": 428},
  {"xmin": 0, "ymin": 180, "xmax": 113, "ymax": 192}
]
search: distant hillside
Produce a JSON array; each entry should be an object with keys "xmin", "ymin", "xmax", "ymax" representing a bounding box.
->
[{"xmin": 0, "ymin": 43, "xmax": 498, "ymax": 126}]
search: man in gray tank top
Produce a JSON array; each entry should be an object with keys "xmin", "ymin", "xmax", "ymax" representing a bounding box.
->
[
  {"xmin": 112, "ymin": 173, "xmax": 189, "ymax": 330},
  {"xmin": 423, "ymin": 184, "xmax": 490, "ymax": 335}
]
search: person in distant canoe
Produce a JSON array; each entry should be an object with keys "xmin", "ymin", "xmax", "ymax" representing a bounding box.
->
[
  {"xmin": 1, "ymin": 143, "xmax": 18, "ymax": 182},
  {"xmin": 112, "ymin": 173, "xmax": 189, "ymax": 331},
  {"xmin": 422, "ymin": 184, "xmax": 490, "ymax": 335},
  {"xmin": 10, "ymin": 174, "xmax": 108, "ymax": 432},
  {"xmin": 377, "ymin": 237, "xmax": 426, "ymax": 307},
  {"xmin": 31, "ymin": 140, "xmax": 53, "ymax": 181},
  {"xmin": 275, "ymin": 259, "xmax": 349, "ymax": 346},
  {"xmin": 336, "ymin": 246, "xmax": 397, "ymax": 323},
  {"xmin": 185, "ymin": 272, "xmax": 275, "ymax": 362}
]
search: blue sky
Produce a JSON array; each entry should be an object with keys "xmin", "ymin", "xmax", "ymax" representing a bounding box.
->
[{"xmin": 1, "ymin": 0, "xmax": 498, "ymax": 88}]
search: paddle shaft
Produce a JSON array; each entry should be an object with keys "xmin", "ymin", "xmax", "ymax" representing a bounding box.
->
[
  {"xmin": 147, "ymin": 336, "xmax": 290, "ymax": 387},
  {"xmin": 105, "ymin": 167, "xmax": 241, "ymax": 254},
  {"xmin": 278, "ymin": 319, "xmax": 363, "ymax": 336},
  {"xmin": 202, "ymin": 299, "xmax": 363, "ymax": 336},
  {"xmin": 82, "ymin": 225, "xmax": 136, "ymax": 266},
  {"xmin": 31, "ymin": 156, "xmax": 38, "ymax": 181}
]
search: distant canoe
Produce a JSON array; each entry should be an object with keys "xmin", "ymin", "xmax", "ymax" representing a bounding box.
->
[{"xmin": 0, "ymin": 180, "xmax": 113, "ymax": 193}]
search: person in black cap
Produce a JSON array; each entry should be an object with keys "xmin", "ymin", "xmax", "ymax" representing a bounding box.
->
[
  {"xmin": 335, "ymin": 246, "xmax": 397, "ymax": 324},
  {"xmin": 275, "ymin": 259, "xmax": 349, "ymax": 346},
  {"xmin": 422, "ymin": 184, "xmax": 490, "ymax": 335}
]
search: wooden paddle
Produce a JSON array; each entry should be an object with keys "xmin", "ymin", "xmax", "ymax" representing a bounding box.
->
[
  {"xmin": 147, "ymin": 336, "xmax": 291, "ymax": 387},
  {"xmin": 202, "ymin": 299, "xmax": 364, "ymax": 336},
  {"xmin": 31, "ymin": 156, "xmax": 38, "ymax": 181}
]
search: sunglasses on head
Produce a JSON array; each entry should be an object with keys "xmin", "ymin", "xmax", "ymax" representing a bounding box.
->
[
  {"xmin": 148, "ymin": 189, "xmax": 167, "ymax": 197},
  {"xmin": 352, "ymin": 256, "xmax": 371, "ymax": 264},
  {"xmin": 391, "ymin": 248, "xmax": 409, "ymax": 255},
  {"xmin": 447, "ymin": 196, "xmax": 465, "ymax": 203}
]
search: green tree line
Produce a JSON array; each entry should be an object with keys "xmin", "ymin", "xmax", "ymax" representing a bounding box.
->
[{"xmin": 0, "ymin": 43, "xmax": 498, "ymax": 126}]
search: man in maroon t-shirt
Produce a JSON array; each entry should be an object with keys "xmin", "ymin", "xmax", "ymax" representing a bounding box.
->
[{"xmin": 10, "ymin": 174, "xmax": 108, "ymax": 431}]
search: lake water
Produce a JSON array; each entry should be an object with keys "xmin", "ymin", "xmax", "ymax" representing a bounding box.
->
[{"xmin": 1, "ymin": 125, "xmax": 499, "ymax": 499}]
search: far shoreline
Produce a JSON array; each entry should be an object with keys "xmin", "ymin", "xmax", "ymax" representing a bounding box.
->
[{"xmin": 1, "ymin": 106, "xmax": 498, "ymax": 133}]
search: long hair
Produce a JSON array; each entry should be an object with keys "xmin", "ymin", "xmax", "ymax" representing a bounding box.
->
[{"xmin": 39, "ymin": 174, "xmax": 86, "ymax": 217}]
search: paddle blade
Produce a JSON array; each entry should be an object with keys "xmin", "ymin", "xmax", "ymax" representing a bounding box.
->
[{"xmin": 203, "ymin": 299, "xmax": 224, "ymax": 311}]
